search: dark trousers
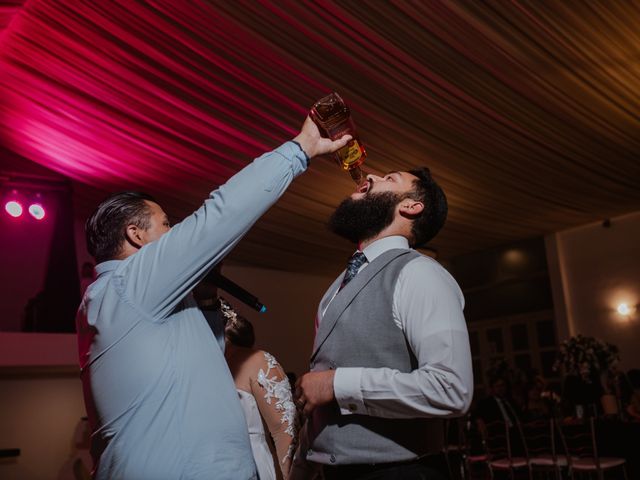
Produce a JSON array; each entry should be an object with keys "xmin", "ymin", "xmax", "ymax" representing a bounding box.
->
[{"xmin": 321, "ymin": 454, "xmax": 449, "ymax": 480}]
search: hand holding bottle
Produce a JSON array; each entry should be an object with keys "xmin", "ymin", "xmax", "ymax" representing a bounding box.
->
[
  {"xmin": 309, "ymin": 92, "xmax": 368, "ymax": 186},
  {"xmin": 293, "ymin": 116, "xmax": 352, "ymax": 160}
]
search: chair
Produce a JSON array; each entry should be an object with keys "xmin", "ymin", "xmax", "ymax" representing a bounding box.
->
[
  {"xmin": 480, "ymin": 418, "xmax": 532, "ymax": 480},
  {"xmin": 443, "ymin": 418, "xmax": 463, "ymax": 480},
  {"xmin": 443, "ymin": 416, "xmax": 488, "ymax": 480},
  {"xmin": 559, "ymin": 417, "xmax": 628, "ymax": 480},
  {"xmin": 521, "ymin": 418, "xmax": 568, "ymax": 480}
]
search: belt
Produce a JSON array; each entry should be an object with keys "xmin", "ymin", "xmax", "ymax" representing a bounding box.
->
[{"xmin": 321, "ymin": 453, "xmax": 447, "ymax": 480}]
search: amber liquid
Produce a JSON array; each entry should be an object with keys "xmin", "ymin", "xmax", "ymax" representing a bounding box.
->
[{"xmin": 310, "ymin": 93, "xmax": 367, "ymax": 185}]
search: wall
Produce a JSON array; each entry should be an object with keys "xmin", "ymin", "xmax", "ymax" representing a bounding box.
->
[
  {"xmin": 214, "ymin": 264, "xmax": 335, "ymax": 376},
  {"xmin": 0, "ymin": 334, "xmax": 85, "ymax": 480},
  {"xmin": 550, "ymin": 211, "xmax": 640, "ymax": 370},
  {"xmin": 0, "ymin": 373, "xmax": 86, "ymax": 480},
  {"xmin": 448, "ymin": 237, "xmax": 553, "ymax": 322},
  {"xmin": 447, "ymin": 237, "xmax": 558, "ymax": 395}
]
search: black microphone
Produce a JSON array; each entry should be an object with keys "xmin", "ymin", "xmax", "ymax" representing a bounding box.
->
[{"xmin": 209, "ymin": 271, "xmax": 267, "ymax": 313}]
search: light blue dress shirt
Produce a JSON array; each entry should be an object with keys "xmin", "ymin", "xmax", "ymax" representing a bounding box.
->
[{"xmin": 76, "ymin": 142, "xmax": 307, "ymax": 479}]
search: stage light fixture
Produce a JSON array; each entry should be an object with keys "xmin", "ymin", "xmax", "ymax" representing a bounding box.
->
[
  {"xmin": 28, "ymin": 203, "xmax": 46, "ymax": 220},
  {"xmin": 1, "ymin": 175, "xmax": 64, "ymax": 222},
  {"xmin": 5, "ymin": 200, "xmax": 23, "ymax": 218}
]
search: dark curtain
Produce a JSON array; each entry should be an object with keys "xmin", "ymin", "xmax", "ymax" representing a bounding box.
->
[{"xmin": 23, "ymin": 184, "xmax": 80, "ymax": 332}]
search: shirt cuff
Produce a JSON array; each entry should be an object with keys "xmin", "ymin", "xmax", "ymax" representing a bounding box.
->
[
  {"xmin": 265, "ymin": 141, "xmax": 308, "ymax": 179},
  {"xmin": 333, "ymin": 367, "xmax": 365, "ymax": 415},
  {"xmin": 289, "ymin": 140, "xmax": 310, "ymax": 166}
]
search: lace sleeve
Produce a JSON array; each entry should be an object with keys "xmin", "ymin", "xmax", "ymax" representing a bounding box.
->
[{"xmin": 252, "ymin": 351, "xmax": 298, "ymax": 479}]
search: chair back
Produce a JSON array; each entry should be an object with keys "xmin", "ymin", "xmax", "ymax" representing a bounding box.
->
[
  {"xmin": 443, "ymin": 417, "xmax": 463, "ymax": 452},
  {"xmin": 559, "ymin": 417, "xmax": 600, "ymax": 467},
  {"xmin": 521, "ymin": 418, "xmax": 557, "ymax": 460},
  {"xmin": 481, "ymin": 419, "xmax": 513, "ymax": 461},
  {"xmin": 442, "ymin": 417, "xmax": 465, "ymax": 480}
]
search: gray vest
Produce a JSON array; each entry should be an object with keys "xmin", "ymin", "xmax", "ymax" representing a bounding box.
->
[{"xmin": 306, "ymin": 248, "xmax": 444, "ymax": 465}]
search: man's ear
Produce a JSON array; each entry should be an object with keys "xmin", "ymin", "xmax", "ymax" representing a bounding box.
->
[
  {"xmin": 399, "ymin": 200, "xmax": 424, "ymax": 218},
  {"xmin": 125, "ymin": 224, "xmax": 144, "ymax": 249}
]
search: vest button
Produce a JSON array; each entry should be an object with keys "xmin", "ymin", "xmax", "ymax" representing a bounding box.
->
[{"xmin": 330, "ymin": 454, "xmax": 336, "ymax": 463}]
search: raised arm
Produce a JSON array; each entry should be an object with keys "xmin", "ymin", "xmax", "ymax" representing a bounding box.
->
[{"xmin": 116, "ymin": 118, "xmax": 350, "ymax": 319}]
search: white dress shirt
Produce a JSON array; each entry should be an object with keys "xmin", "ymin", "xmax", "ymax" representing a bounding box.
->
[{"xmin": 325, "ymin": 235, "xmax": 473, "ymax": 418}]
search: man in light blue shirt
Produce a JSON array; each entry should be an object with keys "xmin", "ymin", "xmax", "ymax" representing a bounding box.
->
[{"xmin": 76, "ymin": 116, "xmax": 350, "ymax": 479}]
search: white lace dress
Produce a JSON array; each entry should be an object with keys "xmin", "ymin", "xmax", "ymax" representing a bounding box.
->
[{"xmin": 237, "ymin": 351, "xmax": 297, "ymax": 480}]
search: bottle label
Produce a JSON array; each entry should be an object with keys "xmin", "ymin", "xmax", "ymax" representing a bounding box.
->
[{"xmin": 337, "ymin": 140, "xmax": 362, "ymax": 168}]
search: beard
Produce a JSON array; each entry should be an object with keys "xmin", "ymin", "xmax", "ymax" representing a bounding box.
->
[{"xmin": 328, "ymin": 191, "xmax": 401, "ymax": 244}]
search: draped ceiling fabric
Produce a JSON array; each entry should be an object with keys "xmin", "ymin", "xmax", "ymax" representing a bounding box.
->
[{"xmin": 1, "ymin": 1, "xmax": 639, "ymax": 274}]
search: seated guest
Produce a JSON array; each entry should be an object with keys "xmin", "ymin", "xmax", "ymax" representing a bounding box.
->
[
  {"xmin": 475, "ymin": 376, "xmax": 521, "ymax": 428},
  {"xmin": 225, "ymin": 313, "xmax": 298, "ymax": 480},
  {"xmin": 523, "ymin": 374, "xmax": 559, "ymax": 421},
  {"xmin": 474, "ymin": 376, "xmax": 526, "ymax": 458},
  {"xmin": 626, "ymin": 369, "xmax": 640, "ymax": 421}
]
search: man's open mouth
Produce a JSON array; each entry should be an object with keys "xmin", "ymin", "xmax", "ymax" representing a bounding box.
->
[{"xmin": 357, "ymin": 179, "xmax": 371, "ymax": 194}]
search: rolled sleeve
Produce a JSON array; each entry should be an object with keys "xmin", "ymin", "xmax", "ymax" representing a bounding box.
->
[{"xmin": 333, "ymin": 367, "xmax": 365, "ymax": 415}]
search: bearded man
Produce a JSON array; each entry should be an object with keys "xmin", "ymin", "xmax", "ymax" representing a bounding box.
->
[{"xmin": 292, "ymin": 169, "xmax": 473, "ymax": 480}]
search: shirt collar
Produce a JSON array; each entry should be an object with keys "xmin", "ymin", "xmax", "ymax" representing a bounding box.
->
[
  {"xmin": 95, "ymin": 259, "xmax": 122, "ymax": 276},
  {"xmin": 360, "ymin": 235, "xmax": 410, "ymax": 263}
]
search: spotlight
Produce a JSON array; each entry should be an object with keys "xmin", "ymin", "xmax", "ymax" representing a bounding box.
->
[
  {"xmin": 28, "ymin": 203, "xmax": 46, "ymax": 220},
  {"xmin": 5, "ymin": 200, "xmax": 23, "ymax": 218}
]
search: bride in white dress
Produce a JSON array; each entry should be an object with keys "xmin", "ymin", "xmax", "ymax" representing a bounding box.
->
[{"xmin": 223, "ymin": 302, "xmax": 298, "ymax": 480}]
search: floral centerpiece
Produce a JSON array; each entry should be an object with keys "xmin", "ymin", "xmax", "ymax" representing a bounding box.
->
[{"xmin": 553, "ymin": 334, "xmax": 620, "ymax": 383}]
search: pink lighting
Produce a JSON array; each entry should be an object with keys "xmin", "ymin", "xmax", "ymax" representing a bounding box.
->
[
  {"xmin": 28, "ymin": 203, "xmax": 46, "ymax": 220},
  {"xmin": 5, "ymin": 201, "xmax": 23, "ymax": 218}
]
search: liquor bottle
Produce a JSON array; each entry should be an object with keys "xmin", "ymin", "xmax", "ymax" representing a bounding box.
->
[{"xmin": 310, "ymin": 92, "xmax": 367, "ymax": 185}]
